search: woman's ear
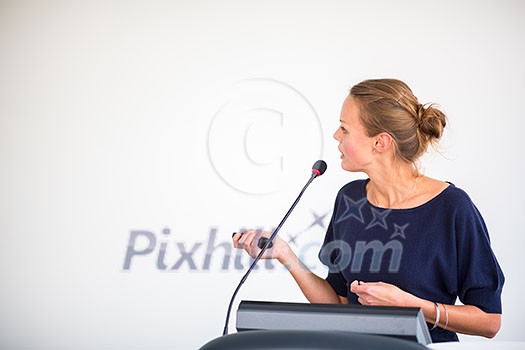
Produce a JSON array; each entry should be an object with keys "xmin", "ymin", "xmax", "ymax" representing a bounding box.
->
[{"xmin": 373, "ymin": 132, "xmax": 394, "ymax": 153}]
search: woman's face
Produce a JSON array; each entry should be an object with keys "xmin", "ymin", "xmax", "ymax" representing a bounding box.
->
[{"xmin": 333, "ymin": 95, "xmax": 375, "ymax": 172}]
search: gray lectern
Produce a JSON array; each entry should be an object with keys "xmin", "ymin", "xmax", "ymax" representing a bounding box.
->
[
  {"xmin": 200, "ymin": 300, "xmax": 432, "ymax": 349},
  {"xmin": 236, "ymin": 300, "xmax": 432, "ymax": 346}
]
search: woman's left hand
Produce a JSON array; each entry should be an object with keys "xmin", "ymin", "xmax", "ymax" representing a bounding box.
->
[{"xmin": 349, "ymin": 280, "xmax": 417, "ymax": 307}]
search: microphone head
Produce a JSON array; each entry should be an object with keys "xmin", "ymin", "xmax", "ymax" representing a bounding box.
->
[{"xmin": 311, "ymin": 160, "xmax": 327, "ymax": 177}]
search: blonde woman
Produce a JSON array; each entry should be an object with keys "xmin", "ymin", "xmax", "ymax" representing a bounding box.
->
[{"xmin": 233, "ymin": 79, "xmax": 504, "ymax": 342}]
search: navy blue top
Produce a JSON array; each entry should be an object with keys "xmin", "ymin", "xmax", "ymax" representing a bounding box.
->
[{"xmin": 319, "ymin": 179, "xmax": 504, "ymax": 343}]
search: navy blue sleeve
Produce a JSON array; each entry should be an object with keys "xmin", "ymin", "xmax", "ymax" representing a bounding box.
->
[
  {"xmin": 319, "ymin": 219, "xmax": 348, "ymax": 297},
  {"xmin": 326, "ymin": 272, "xmax": 348, "ymax": 297},
  {"xmin": 454, "ymin": 191, "xmax": 505, "ymax": 313},
  {"xmin": 318, "ymin": 189, "xmax": 349, "ymax": 298}
]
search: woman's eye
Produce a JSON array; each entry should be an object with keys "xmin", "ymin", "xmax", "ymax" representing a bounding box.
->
[{"xmin": 340, "ymin": 126, "xmax": 348, "ymax": 134}]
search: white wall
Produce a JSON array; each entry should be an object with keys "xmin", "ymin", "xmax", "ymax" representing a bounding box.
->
[{"xmin": 1, "ymin": 1, "xmax": 524, "ymax": 349}]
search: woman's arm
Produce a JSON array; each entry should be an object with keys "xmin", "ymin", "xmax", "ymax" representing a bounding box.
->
[
  {"xmin": 279, "ymin": 245, "xmax": 347, "ymax": 304},
  {"xmin": 233, "ymin": 230, "xmax": 344, "ymax": 304},
  {"xmin": 350, "ymin": 280, "xmax": 501, "ymax": 338}
]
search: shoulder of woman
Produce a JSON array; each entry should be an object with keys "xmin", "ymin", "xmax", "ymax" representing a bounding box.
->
[
  {"xmin": 334, "ymin": 179, "xmax": 368, "ymax": 204},
  {"xmin": 338, "ymin": 179, "xmax": 367, "ymax": 195},
  {"xmin": 434, "ymin": 181, "xmax": 481, "ymax": 215},
  {"xmin": 421, "ymin": 177, "xmax": 475, "ymax": 208}
]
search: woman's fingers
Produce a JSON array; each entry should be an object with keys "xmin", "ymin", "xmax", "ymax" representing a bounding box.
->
[
  {"xmin": 237, "ymin": 230, "xmax": 255, "ymax": 249},
  {"xmin": 232, "ymin": 229, "xmax": 276, "ymax": 259},
  {"xmin": 232, "ymin": 232, "xmax": 243, "ymax": 248}
]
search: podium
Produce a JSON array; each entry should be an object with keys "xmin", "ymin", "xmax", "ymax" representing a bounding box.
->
[
  {"xmin": 201, "ymin": 300, "xmax": 432, "ymax": 349},
  {"xmin": 200, "ymin": 329, "xmax": 428, "ymax": 350}
]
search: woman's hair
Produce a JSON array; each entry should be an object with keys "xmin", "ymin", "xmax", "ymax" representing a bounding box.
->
[{"xmin": 349, "ymin": 78, "xmax": 447, "ymax": 165}]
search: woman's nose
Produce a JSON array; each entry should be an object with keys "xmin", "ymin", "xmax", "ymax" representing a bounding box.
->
[{"xmin": 333, "ymin": 128, "xmax": 340, "ymax": 141}]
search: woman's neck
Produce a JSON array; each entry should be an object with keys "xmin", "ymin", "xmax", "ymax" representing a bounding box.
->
[{"xmin": 367, "ymin": 163, "xmax": 420, "ymax": 209}]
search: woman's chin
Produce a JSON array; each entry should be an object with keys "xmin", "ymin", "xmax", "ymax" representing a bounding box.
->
[
  {"xmin": 341, "ymin": 160, "xmax": 352, "ymax": 171},
  {"xmin": 341, "ymin": 160, "xmax": 360, "ymax": 173}
]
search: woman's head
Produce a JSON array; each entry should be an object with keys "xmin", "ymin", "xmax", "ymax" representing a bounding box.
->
[{"xmin": 347, "ymin": 78, "xmax": 447, "ymax": 167}]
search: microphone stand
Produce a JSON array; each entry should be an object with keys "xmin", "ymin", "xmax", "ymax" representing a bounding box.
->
[{"xmin": 222, "ymin": 171, "xmax": 320, "ymax": 336}]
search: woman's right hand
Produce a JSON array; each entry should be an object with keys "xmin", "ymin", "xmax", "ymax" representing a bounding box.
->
[
  {"xmin": 233, "ymin": 229, "xmax": 343, "ymax": 304},
  {"xmin": 232, "ymin": 229, "xmax": 291, "ymax": 263}
]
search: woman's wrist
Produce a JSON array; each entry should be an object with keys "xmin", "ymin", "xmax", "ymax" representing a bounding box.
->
[
  {"xmin": 405, "ymin": 295, "xmax": 440, "ymax": 324},
  {"xmin": 404, "ymin": 293, "xmax": 432, "ymax": 310},
  {"xmin": 277, "ymin": 244, "xmax": 297, "ymax": 270}
]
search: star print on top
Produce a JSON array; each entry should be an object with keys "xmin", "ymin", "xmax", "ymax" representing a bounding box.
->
[{"xmin": 319, "ymin": 179, "xmax": 504, "ymax": 343}]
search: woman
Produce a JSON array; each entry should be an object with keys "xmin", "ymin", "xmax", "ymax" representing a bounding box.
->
[{"xmin": 232, "ymin": 79, "xmax": 504, "ymax": 342}]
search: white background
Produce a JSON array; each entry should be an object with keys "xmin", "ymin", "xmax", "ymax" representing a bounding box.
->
[{"xmin": 1, "ymin": 1, "xmax": 524, "ymax": 349}]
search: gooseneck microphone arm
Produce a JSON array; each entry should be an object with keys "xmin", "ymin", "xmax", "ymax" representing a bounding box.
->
[{"xmin": 222, "ymin": 160, "xmax": 327, "ymax": 336}]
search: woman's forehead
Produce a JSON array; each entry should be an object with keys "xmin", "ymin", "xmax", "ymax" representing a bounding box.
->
[{"xmin": 340, "ymin": 95, "xmax": 360, "ymax": 123}]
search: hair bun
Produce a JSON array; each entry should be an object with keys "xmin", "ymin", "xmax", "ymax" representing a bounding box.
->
[
  {"xmin": 417, "ymin": 103, "xmax": 447, "ymax": 141},
  {"xmin": 349, "ymin": 78, "xmax": 448, "ymax": 164}
]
